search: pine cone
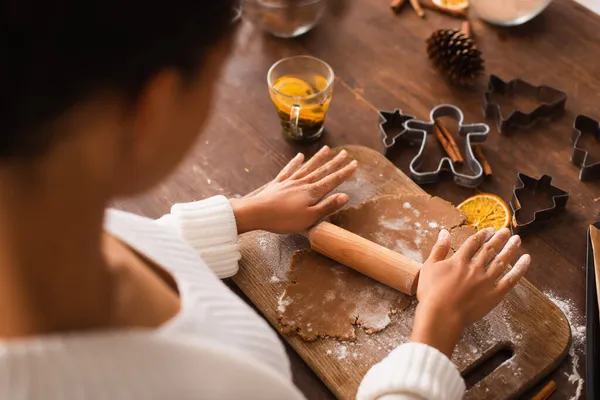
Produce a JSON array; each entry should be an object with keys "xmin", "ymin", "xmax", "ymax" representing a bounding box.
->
[{"xmin": 426, "ymin": 29, "xmax": 484, "ymax": 85}]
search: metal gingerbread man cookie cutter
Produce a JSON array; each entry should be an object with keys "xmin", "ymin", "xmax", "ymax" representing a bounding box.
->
[{"xmin": 379, "ymin": 104, "xmax": 490, "ymax": 188}]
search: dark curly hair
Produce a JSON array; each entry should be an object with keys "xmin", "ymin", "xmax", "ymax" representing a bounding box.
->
[{"xmin": 1, "ymin": 0, "xmax": 236, "ymax": 158}]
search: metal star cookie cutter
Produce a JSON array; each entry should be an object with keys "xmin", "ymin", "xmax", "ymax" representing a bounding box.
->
[
  {"xmin": 379, "ymin": 104, "xmax": 490, "ymax": 188},
  {"xmin": 483, "ymin": 75, "xmax": 567, "ymax": 134},
  {"xmin": 571, "ymin": 115, "xmax": 600, "ymax": 182},
  {"xmin": 379, "ymin": 109, "xmax": 415, "ymax": 150},
  {"xmin": 510, "ymin": 173, "xmax": 569, "ymax": 235}
]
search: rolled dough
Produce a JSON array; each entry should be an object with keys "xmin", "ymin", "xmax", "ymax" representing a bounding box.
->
[{"xmin": 279, "ymin": 194, "xmax": 475, "ymax": 341}]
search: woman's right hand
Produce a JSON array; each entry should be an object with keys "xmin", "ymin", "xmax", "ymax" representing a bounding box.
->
[
  {"xmin": 230, "ymin": 146, "xmax": 357, "ymax": 235},
  {"xmin": 410, "ymin": 227, "xmax": 531, "ymax": 357}
]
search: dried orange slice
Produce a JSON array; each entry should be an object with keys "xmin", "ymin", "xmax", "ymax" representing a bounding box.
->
[
  {"xmin": 433, "ymin": 0, "xmax": 469, "ymax": 10},
  {"xmin": 457, "ymin": 193, "xmax": 511, "ymax": 231}
]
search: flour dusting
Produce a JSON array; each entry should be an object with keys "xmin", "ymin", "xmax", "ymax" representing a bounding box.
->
[
  {"xmin": 333, "ymin": 167, "xmax": 379, "ymax": 207},
  {"xmin": 258, "ymin": 236, "xmax": 268, "ymax": 250},
  {"xmin": 277, "ymin": 292, "xmax": 293, "ymax": 313},
  {"xmin": 379, "ymin": 217, "xmax": 411, "ymax": 231},
  {"xmin": 353, "ymin": 286, "xmax": 399, "ymax": 332},
  {"xmin": 544, "ymin": 291, "xmax": 585, "ymax": 400},
  {"xmin": 403, "ymin": 202, "xmax": 412, "ymax": 209},
  {"xmin": 322, "ymin": 298, "xmax": 418, "ymax": 361},
  {"xmin": 337, "ymin": 345, "xmax": 348, "ymax": 360},
  {"xmin": 324, "ymin": 290, "xmax": 336, "ymax": 302},
  {"xmin": 394, "ymin": 240, "xmax": 424, "ymax": 263},
  {"xmin": 448, "ymin": 297, "xmax": 532, "ymax": 370},
  {"xmin": 372, "ymin": 232, "xmax": 395, "ymax": 248},
  {"xmin": 256, "ymin": 232, "xmax": 308, "ymax": 282}
]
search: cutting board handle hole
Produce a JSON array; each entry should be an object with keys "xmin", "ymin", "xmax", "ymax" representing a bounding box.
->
[{"xmin": 462, "ymin": 342, "xmax": 514, "ymax": 389}]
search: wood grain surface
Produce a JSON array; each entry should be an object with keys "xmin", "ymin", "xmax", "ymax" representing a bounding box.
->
[
  {"xmin": 113, "ymin": 0, "xmax": 600, "ymax": 398},
  {"xmin": 235, "ymin": 145, "xmax": 571, "ymax": 400}
]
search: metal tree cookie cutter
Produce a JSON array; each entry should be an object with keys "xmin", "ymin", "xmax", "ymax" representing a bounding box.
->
[
  {"xmin": 510, "ymin": 173, "xmax": 569, "ymax": 235},
  {"xmin": 571, "ymin": 115, "xmax": 600, "ymax": 181},
  {"xmin": 483, "ymin": 75, "xmax": 567, "ymax": 134},
  {"xmin": 379, "ymin": 104, "xmax": 490, "ymax": 188}
]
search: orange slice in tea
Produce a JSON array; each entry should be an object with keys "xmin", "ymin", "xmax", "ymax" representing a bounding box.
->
[
  {"xmin": 457, "ymin": 193, "xmax": 511, "ymax": 231},
  {"xmin": 313, "ymin": 75, "xmax": 330, "ymax": 92},
  {"xmin": 273, "ymin": 76, "xmax": 316, "ymax": 97}
]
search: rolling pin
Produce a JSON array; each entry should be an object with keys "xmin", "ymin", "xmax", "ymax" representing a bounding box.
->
[{"xmin": 307, "ymin": 222, "xmax": 422, "ymax": 295}]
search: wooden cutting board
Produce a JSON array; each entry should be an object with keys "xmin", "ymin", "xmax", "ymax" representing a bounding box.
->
[{"xmin": 233, "ymin": 145, "xmax": 571, "ymax": 400}]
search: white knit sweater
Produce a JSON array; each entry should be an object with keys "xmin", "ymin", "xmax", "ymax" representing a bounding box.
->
[{"xmin": 0, "ymin": 196, "xmax": 465, "ymax": 400}]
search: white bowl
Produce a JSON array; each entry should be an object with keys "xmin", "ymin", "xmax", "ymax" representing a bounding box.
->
[{"xmin": 470, "ymin": 0, "xmax": 553, "ymax": 26}]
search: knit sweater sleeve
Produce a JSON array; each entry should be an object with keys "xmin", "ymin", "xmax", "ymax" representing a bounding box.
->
[
  {"xmin": 155, "ymin": 195, "xmax": 241, "ymax": 279},
  {"xmin": 356, "ymin": 342, "xmax": 465, "ymax": 400}
]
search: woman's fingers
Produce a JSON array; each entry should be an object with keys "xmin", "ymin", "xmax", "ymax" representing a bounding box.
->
[
  {"xmin": 426, "ymin": 229, "xmax": 451, "ymax": 263},
  {"xmin": 291, "ymin": 146, "xmax": 331, "ymax": 179},
  {"xmin": 275, "ymin": 153, "xmax": 305, "ymax": 182},
  {"xmin": 470, "ymin": 228, "xmax": 512, "ymax": 269},
  {"xmin": 456, "ymin": 228, "xmax": 495, "ymax": 262},
  {"xmin": 486, "ymin": 234, "xmax": 522, "ymax": 280},
  {"xmin": 303, "ymin": 150, "xmax": 348, "ymax": 183},
  {"xmin": 495, "ymin": 254, "xmax": 531, "ymax": 295},
  {"xmin": 310, "ymin": 193, "xmax": 349, "ymax": 219},
  {"xmin": 309, "ymin": 160, "xmax": 358, "ymax": 199}
]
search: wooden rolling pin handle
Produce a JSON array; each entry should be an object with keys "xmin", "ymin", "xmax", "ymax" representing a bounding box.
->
[{"xmin": 308, "ymin": 222, "xmax": 421, "ymax": 295}]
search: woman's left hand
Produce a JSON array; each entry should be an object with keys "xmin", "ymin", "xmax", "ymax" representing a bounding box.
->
[{"xmin": 230, "ymin": 146, "xmax": 358, "ymax": 234}]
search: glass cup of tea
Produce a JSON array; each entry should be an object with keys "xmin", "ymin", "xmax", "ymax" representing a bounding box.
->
[{"xmin": 267, "ymin": 55, "xmax": 334, "ymax": 142}]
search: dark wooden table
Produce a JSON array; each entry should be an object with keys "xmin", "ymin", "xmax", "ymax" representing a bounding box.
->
[{"xmin": 115, "ymin": 1, "xmax": 600, "ymax": 398}]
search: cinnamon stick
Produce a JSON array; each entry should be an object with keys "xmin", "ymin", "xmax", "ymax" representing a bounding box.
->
[
  {"xmin": 391, "ymin": 0, "xmax": 407, "ymax": 13},
  {"xmin": 420, "ymin": 1, "xmax": 467, "ymax": 18},
  {"xmin": 409, "ymin": 0, "xmax": 426, "ymax": 18},
  {"xmin": 433, "ymin": 125, "xmax": 461, "ymax": 163},
  {"xmin": 434, "ymin": 119, "xmax": 464, "ymax": 164},
  {"xmin": 530, "ymin": 380, "xmax": 556, "ymax": 400},
  {"xmin": 472, "ymin": 144, "xmax": 492, "ymax": 177},
  {"xmin": 461, "ymin": 20, "xmax": 472, "ymax": 37}
]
